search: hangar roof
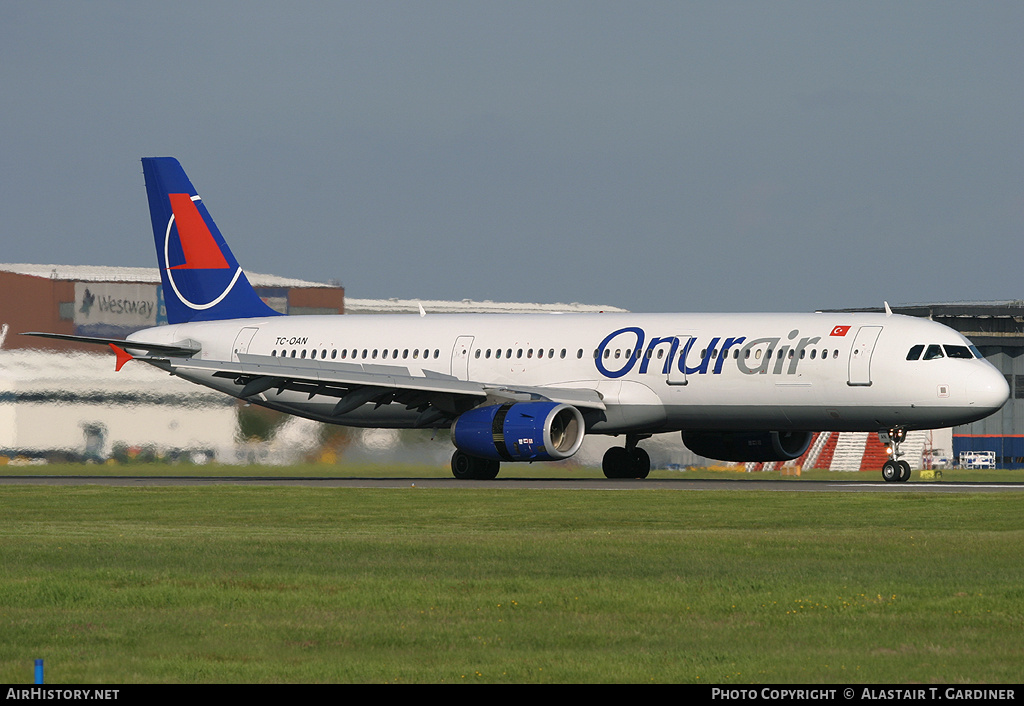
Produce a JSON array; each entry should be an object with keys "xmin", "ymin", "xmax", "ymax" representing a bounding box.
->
[
  {"xmin": 0, "ymin": 264, "xmax": 624, "ymax": 314},
  {"xmin": 345, "ymin": 297, "xmax": 627, "ymax": 315},
  {"xmin": 827, "ymin": 301, "xmax": 1024, "ymax": 347},
  {"xmin": 0, "ymin": 263, "xmax": 331, "ymax": 289}
]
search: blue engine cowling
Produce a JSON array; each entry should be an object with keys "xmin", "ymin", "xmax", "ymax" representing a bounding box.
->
[
  {"xmin": 451, "ymin": 401, "xmax": 585, "ymax": 461},
  {"xmin": 681, "ymin": 430, "xmax": 813, "ymax": 462}
]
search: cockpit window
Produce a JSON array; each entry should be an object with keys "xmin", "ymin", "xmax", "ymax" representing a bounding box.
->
[
  {"xmin": 969, "ymin": 345, "xmax": 983, "ymax": 359},
  {"xmin": 943, "ymin": 345, "xmax": 974, "ymax": 359},
  {"xmin": 906, "ymin": 344, "xmax": 924, "ymax": 361},
  {"xmin": 922, "ymin": 345, "xmax": 944, "ymax": 360}
]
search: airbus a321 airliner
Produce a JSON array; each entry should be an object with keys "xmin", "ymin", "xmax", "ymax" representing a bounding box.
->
[{"xmin": 28, "ymin": 158, "xmax": 1009, "ymax": 481}]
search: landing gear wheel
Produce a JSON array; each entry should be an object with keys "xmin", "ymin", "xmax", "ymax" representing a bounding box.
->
[
  {"xmin": 603, "ymin": 446, "xmax": 651, "ymax": 479},
  {"xmin": 630, "ymin": 447, "xmax": 651, "ymax": 479},
  {"xmin": 477, "ymin": 459, "xmax": 500, "ymax": 480},
  {"xmin": 880, "ymin": 427, "xmax": 911, "ymax": 483},
  {"xmin": 897, "ymin": 460, "xmax": 912, "ymax": 483},
  {"xmin": 451, "ymin": 450, "xmax": 475, "ymax": 480},
  {"xmin": 602, "ymin": 446, "xmax": 631, "ymax": 479},
  {"xmin": 882, "ymin": 460, "xmax": 899, "ymax": 483},
  {"xmin": 451, "ymin": 450, "xmax": 500, "ymax": 480}
]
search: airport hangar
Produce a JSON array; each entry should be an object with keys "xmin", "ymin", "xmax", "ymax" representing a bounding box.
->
[{"xmin": 0, "ymin": 263, "xmax": 1018, "ymax": 469}]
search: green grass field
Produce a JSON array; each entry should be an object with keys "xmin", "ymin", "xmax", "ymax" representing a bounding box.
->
[{"xmin": 1, "ymin": 483, "xmax": 1023, "ymax": 683}]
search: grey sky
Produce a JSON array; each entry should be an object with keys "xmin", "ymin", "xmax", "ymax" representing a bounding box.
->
[{"xmin": 1, "ymin": 2, "xmax": 1020, "ymax": 312}]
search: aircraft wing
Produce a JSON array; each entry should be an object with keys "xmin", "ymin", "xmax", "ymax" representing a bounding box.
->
[
  {"xmin": 22, "ymin": 334, "xmax": 605, "ymax": 419},
  {"xmin": 148, "ymin": 352, "xmax": 606, "ymax": 424}
]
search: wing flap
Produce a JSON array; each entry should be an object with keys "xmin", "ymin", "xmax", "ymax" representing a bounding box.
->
[{"xmin": 169, "ymin": 356, "xmax": 489, "ymax": 397}]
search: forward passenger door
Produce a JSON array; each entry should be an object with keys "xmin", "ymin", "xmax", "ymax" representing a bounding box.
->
[{"xmin": 848, "ymin": 326, "xmax": 882, "ymax": 386}]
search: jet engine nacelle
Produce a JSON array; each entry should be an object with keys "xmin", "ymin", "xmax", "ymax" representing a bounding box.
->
[
  {"xmin": 452, "ymin": 401, "xmax": 585, "ymax": 462},
  {"xmin": 681, "ymin": 430, "xmax": 813, "ymax": 462}
]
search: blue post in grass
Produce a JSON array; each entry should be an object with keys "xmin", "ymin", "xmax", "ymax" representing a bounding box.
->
[{"xmin": 34, "ymin": 659, "xmax": 43, "ymax": 684}]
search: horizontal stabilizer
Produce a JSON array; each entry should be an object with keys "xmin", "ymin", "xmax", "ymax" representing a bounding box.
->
[{"xmin": 22, "ymin": 332, "xmax": 201, "ymax": 357}]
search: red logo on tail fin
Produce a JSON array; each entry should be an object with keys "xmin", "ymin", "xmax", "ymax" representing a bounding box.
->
[{"xmin": 167, "ymin": 194, "xmax": 229, "ymax": 270}]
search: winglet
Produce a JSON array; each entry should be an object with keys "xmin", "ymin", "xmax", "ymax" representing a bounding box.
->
[{"xmin": 109, "ymin": 343, "xmax": 134, "ymax": 372}]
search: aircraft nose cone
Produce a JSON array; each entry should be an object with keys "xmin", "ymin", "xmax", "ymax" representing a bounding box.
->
[{"xmin": 967, "ymin": 366, "xmax": 1010, "ymax": 412}]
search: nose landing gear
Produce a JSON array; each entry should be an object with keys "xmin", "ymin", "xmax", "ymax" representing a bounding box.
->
[{"xmin": 880, "ymin": 427, "xmax": 912, "ymax": 483}]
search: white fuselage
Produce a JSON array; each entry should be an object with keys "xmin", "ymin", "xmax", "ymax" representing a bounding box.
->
[{"xmin": 128, "ymin": 310, "xmax": 1010, "ymax": 435}]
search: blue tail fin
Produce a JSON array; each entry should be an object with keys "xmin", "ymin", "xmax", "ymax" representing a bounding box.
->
[{"xmin": 141, "ymin": 157, "xmax": 282, "ymax": 324}]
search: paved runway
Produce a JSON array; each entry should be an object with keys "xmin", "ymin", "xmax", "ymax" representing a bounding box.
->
[{"xmin": 1, "ymin": 475, "xmax": 1022, "ymax": 492}]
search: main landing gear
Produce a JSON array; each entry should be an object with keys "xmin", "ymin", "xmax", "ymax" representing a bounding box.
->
[
  {"xmin": 880, "ymin": 427, "xmax": 912, "ymax": 483},
  {"xmin": 602, "ymin": 434, "xmax": 651, "ymax": 479},
  {"xmin": 451, "ymin": 449, "xmax": 500, "ymax": 480}
]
